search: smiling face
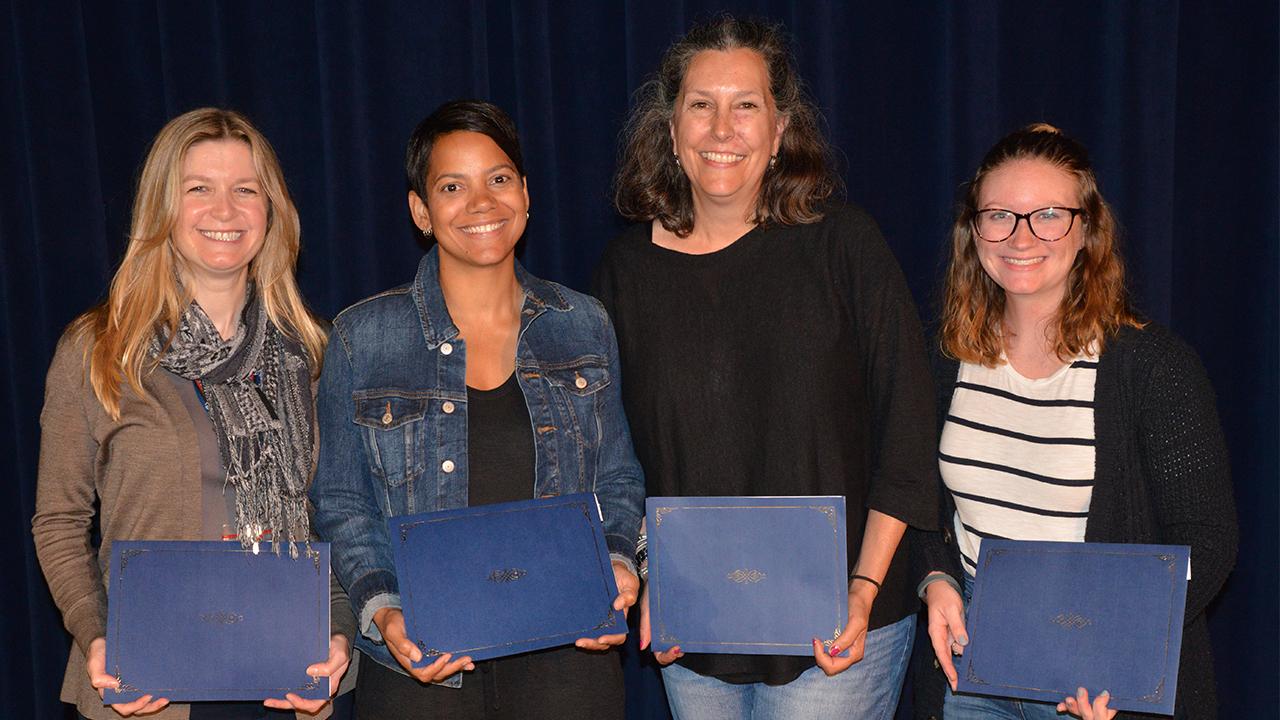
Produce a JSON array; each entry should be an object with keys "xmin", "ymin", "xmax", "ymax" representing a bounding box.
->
[
  {"xmin": 172, "ymin": 139, "xmax": 268, "ymax": 289},
  {"xmin": 974, "ymin": 158, "xmax": 1085, "ymax": 311},
  {"xmin": 670, "ymin": 48, "xmax": 787, "ymax": 216},
  {"xmin": 409, "ymin": 131, "xmax": 529, "ymax": 271}
]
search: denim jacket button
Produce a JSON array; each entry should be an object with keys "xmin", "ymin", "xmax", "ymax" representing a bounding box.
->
[
  {"xmin": 574, "ymin": 374, "xmax": 587, "ymax": 389},
  {"xmin": 441, "ymin": 401, "xmax": 455, "ymax": 414},
  {"xmin": 441, "ymin": 459, "xmax": 456, "ymax": 473},
  {"xmin": 440, "ymin": 342, "xmax": 453, "ymax": 356}
]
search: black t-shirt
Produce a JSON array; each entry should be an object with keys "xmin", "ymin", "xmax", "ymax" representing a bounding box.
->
[
  {"xmin": 466, "ymin": 372, "xmax": 536, "ymax": 507},
  {"xmin": 592, "ymin": 203, "xmax": 938, "ymax": 685}
]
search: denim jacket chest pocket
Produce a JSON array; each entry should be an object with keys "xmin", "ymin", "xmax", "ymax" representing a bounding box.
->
[
  {"xmin": 531, "ymin": 358, "xmax": 611, "ymax": 493},
  {"xmin": 352, "ymin": 392, "xmax": 431, "ymax": 512}
]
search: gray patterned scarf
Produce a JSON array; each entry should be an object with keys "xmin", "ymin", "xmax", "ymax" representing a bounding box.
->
[{"xmin": 153, "ymin": 288, "xmax": 313, "ymax": 556}]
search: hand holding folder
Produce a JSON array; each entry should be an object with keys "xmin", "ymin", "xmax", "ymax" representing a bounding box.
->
[
  {"xmin": 87, "ymin": 638, "xmax": 171, "ymax": 717},
  {"xmin": 811, "ymin": 582, "xmax": 873, "ymax": 675},
  {"xmin": 374, "ymin": 607, "xmax": 476, "ymax": 683},
  {"xmin": 574, "ymin": 561, "xmax": 639, "ymax": 651},
  {"xmin": 261, "ymin": 635, "xmax": 351, "ymax": 714},
  {"xmin": 89, "ymin": 634, "xmax": 347, "ymax": 715},
  {"xmin": 639, "ymin": 583, "xmax": 683, "ymax": 665}
]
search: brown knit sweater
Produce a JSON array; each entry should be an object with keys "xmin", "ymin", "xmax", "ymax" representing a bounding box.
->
[{"xmin": 33, "ymin": 329, "xmax": 355, "ymax": 720}]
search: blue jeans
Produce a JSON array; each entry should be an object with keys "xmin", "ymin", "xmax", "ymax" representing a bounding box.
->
[
  {"xmin": 943, "ymin": 573, "xmax": 1061, "ymax": 720},
  {"xmin": 943, "ymin": 689, "xmax": 1066, "ymax": 720},
  {"xmin": 660, "ymin": 614, "xmax": 915, "ymax": 720}
]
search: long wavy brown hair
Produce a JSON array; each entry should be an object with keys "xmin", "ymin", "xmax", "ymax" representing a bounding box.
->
[
  {"xmin": 613, "ymin": 15, "xmax": 839, "ymax": 236},
  {"xmin": 940, "ymin": 123, "xmax": 1143, "ymax": 365},
  {"xmin": 70, "ymin": 108, "xmax": 326, "ymax": 420}
]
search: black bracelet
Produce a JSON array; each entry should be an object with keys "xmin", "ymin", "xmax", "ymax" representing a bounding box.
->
[{"xmin": 850, "ymin": 573, "xmax": 882, "ymax": 590}]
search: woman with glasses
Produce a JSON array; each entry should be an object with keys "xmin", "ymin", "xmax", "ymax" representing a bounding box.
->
[{"xmin": 914, "ymin": 124, "xmax": 1236, "ymax": 720}]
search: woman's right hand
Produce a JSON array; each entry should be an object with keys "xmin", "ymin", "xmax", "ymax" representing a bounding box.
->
[
  {"xmin": 1058, "ymin": 687, "xmax": 1118, "ymax": 719},
  {"xmin": 923, "ymin": 575, "xmax": 968, "ymax": 691},
  {"xmin": 372, "ymin": 607, "xmax": 474, "ymax": 683},
  {"xmin": 638, "ymin": 583, "xmax": 682, "ymax": 665},
  {"xmin": 86, "ymin": 637, "xmax": 171, "ymax": 717}
]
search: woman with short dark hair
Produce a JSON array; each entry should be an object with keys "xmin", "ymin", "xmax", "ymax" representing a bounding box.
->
[{"xmin": 310, "ymin": 99, "xmax": 644, "ymax": 720}]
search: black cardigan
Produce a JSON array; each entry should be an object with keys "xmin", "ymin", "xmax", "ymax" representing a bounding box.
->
[{"xmin": 910, "ymin": 322, "xmax": 1238, "ymax": 720}]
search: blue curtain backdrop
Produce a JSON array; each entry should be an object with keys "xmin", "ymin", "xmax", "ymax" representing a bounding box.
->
[{"xmin": 2, "ymin": 2, "xmax": 1275, "ymax": 718}]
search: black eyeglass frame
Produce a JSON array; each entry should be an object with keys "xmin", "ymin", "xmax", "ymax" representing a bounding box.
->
[{"xmin": 971, "ymin": 206, "xmax": 1085, "ymax": 242}]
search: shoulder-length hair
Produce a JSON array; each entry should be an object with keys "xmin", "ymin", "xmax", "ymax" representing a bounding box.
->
[
  {"xmin": 940, "ymin": 123, "xmax": 1143, "ymax": 365},
  {"xmin": 613, "ymin": 15, "xmax": 839, "ymax": 236},
  {"xmin": 70, "ymin": 107, "xmax": 326, "ymax": 420}
]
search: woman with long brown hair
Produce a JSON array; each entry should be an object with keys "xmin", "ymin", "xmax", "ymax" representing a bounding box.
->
[
  {"xmin": 594, "ymin": 15, "xmax": 937, "ymax": 719},
  {"xmin": 915, "ymin": 124, "xmax": 1237, "ymax": 719},
  {"xmin": 33, "ymin": 108, "xmax": 352, "ymax": 720}
]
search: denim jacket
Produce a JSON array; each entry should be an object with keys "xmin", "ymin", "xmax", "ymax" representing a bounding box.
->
[{"xmin": 310, "ymin": 247, "xmax": 644, "ymax": 679}]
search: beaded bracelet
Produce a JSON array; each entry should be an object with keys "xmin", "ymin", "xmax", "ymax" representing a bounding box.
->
[{"xmin": 635, "ymin": 533, "xmax": 649, "ymax": 580}]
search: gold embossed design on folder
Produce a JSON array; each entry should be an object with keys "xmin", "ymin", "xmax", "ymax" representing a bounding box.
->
[
  {"xmin": 487, "ymin": 568, "xmax": 528, "ymax": 583},
  {"xmin": 1050, "ymin": 611, "xmax": 1093, "ymax": 630},
  {"xmin": 726, "ymin": 568, "xmax": 767, "ymax": 584}
]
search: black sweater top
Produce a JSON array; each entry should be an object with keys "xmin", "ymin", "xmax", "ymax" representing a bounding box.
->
[
  {"xmin": 911, "ymin": 322, "xmax": 1238, "ymax": 720},
  {"xmin": 593, "ymin": 203, "xmax": 938, "ymax": 685}
]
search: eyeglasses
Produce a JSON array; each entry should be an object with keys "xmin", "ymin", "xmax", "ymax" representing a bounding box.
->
[{"xmin": 972, "ymin": 207, "xmax": 1084, "ymax": 242}]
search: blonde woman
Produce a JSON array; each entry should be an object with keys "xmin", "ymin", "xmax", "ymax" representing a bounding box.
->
[{"xmin": 33, "ymin": 108, "xmax": 352, "ymax": 720}]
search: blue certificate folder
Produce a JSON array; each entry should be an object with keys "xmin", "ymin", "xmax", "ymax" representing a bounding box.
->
[
  {"xmin": 389, "ymin": 493, "xmax": 625, "ymax": 664},
  {"xmin": 104, "ymin": 540, "xmax": 330, "ymax": 703},
  {"xmin": 957, "ymin": 540, "xmax": 1190, "ymax": 715},
  {"xmin": 646, "ymin": 496, "xmax": 848, "ymax": 656}
]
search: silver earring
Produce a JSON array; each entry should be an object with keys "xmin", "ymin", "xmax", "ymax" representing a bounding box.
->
[
  {"xmin": 423, "ymin": 227, "xmax": 433, "ymax": 238},
  {"xmin": 526, "ymin": 211, "xmax": 530, "ymax": 219},
  {"xmin": 769, "ymin": 155, "xmax": 778, "ymax": 169},
  {"xmin": 673, "ymin": 153, "xmax": 681, "ymax": 168}
]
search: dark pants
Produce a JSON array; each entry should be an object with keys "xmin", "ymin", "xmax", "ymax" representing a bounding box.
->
[{"xmin": 355, "ymin": 646, "xmax": 623, "ymax": 720}]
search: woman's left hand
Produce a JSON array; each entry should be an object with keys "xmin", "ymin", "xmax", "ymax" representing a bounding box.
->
[
  {"xmin": 1057, "ymin": 687, "xmax": 1117, "ymax": 720},
  {"xmin": 263, "ymin": 633, "xmax": 351, "ymax": 715},
  {"xmin": 575, "ymin": 561, "xmax": 638, "ymax": 651},
  {"xmin": 812, "ymin": 582, "xmax": 876, "ymax": 676}
]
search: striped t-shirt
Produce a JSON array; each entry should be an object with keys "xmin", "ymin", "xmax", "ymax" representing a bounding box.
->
[{"xmin": 939, "ymin": 356, "xmax": 1098, "ymax": 576}]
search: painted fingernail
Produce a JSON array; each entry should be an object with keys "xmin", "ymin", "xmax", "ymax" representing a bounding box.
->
[
  {"xmin": 1101, "ymin": 690, "xmax": 1110, "ymax": 697},
  {"xmin": 957, "ymin": 635, "xmax": 968, "ymax": 646}
]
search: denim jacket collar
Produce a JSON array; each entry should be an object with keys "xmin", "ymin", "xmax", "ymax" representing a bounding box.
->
[{"xmin": 411, "ymin": 246, "xmax": 573, "ymax": 350}]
